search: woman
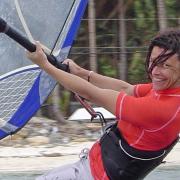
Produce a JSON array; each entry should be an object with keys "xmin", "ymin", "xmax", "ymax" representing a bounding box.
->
[{"xmin": 27, "ymin": 29, "xmax": 180, "ymax": 180}]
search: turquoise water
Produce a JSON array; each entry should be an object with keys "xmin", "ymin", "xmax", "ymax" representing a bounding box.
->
[
  {"xmin": 0, "ymin": 172, "xmax": 41, "ymax": 180},
  {"xmin": 145, "ymin": 166, "xmax": 180, "ymax": 180},
  {"xmin": 0, "ymin": 166, "xmax": 180, "ymax": 180}
]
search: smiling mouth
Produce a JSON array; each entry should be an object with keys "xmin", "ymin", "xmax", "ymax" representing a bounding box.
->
[{"xmin": 152, "ymin": 78, "xmax": 166, "ymax": 84}]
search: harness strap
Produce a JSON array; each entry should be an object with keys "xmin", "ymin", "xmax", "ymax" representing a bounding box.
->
[
  {"xmin": 119, "ymin": 140, "xmax": 166, "ymax": 161},
  {"xmin": 100, "ymin": 123, "xmax": 179, "ymax": 180}
]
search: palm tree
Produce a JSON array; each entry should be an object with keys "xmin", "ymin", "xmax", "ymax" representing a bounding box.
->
[
  {"xmin": 118, "ymin": 0, "xmax": 127, "ymax": 81},
  {"xmin": 51, "ymin": 85, "xmax": 66, "ymax": 123},
  {"xmin": 88, "ymin": 0, "xmax": 97, "ymax": 72},
  {"xmin": 156, "ymin": 0, "xmax": 167, "ymax": 30}
]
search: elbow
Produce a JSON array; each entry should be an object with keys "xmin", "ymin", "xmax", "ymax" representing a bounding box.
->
[{"xmin": 78, "ymin": 88, "xmax": 98, "ymax": 104}]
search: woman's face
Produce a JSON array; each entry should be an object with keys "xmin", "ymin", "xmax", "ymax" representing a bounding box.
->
[{"xmin": 149, "ymin": 46, "xmax": 180, "ymax": 91}]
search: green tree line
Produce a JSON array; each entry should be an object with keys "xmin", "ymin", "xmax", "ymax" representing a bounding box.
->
[{"xmin": 41, "ymin": 0, "xmax": 180, "ymax": 120}]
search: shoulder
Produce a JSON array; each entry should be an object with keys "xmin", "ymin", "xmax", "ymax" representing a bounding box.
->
[{"xmin": 134, "ymin": 83, "xmax": 152, "ymax": 97}]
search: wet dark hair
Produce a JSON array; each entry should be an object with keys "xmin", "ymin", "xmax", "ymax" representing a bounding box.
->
[{"xmin": 145, "ymin": 28, "xmax": 180, "ymax": 74}]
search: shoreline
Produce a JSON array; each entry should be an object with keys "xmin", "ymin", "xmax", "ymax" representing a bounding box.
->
[
  {"xmin": 0, "ymin": 141, "xmax": 180, "ymax": 172},
  {"xmin": 0, "ymin": 141, "xmax": 93, "ymax": 172}
]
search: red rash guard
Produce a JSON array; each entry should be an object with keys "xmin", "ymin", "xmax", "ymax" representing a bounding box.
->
[{"xmin": 89, "ymin": 83, "xmax": 180, "ymax": 180}]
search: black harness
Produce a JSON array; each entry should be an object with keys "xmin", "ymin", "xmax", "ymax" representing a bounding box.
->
[{"xmin": 100, "ymin": 123, "xmax": 179, "ymax": 180}]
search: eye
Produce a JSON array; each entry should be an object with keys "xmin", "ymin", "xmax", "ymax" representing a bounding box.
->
[
  {"xmin": 157, "ymin": 62, "xmax": 171, "ymax": 69},
  {"xmin": 163, "ymin": 63, "xmax": 171, "ymax": 68}
]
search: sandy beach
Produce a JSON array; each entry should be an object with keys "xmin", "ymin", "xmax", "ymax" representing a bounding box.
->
[
  {"xmin": 0, "ymin": 141, "xmax": 180, "ymax": 179},
  {"xmin": 0, "ymin": 118, "xmax": 180, "ymax": 179},
  {"xmin": 0, "ymin": 141, "xmax": 93, "ymax": 172}
]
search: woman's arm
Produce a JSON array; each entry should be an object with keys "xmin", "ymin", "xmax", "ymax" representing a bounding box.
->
[
  {"xmin": 64, "ymin": 59, "xmax": 134, "ymax": 95},
  {"xmin": 26, "ymin": 42, "xmax": 119, "ymax": 115}
]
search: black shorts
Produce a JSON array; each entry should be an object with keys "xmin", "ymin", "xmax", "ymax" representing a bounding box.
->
[{"xmin": 100, "ymin": 125, "xmax": 178, "ymax": 180}]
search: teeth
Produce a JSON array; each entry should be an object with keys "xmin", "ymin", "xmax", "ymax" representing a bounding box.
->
[{"xmin": 152, "ymin": 78, "xmax": 164, "ymax": 82}]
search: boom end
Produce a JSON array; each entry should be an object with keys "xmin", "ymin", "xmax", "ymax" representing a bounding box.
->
[{"xmin": 0, "ymin": 17, "xmax": 7, "ymax": 33}]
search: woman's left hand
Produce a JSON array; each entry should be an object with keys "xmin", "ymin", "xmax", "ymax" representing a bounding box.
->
[{"xmin": 63, "ymin": 59, "xmax": 82, "ymax": 76}]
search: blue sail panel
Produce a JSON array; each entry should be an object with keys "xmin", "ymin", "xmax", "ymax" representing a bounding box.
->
[{"xmin": 0, "ymin": 0, "xmax": 87, "ymax": 139}]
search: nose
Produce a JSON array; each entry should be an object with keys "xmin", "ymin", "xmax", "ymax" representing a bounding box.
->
[{"xmin": 151, "ymin": 65, "xmax": 161, "ymax": 75}]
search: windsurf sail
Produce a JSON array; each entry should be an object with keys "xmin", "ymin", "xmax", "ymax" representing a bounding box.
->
[{"xmin": 0, "ymin": 0, "xmax": 88, "ymax": 139}]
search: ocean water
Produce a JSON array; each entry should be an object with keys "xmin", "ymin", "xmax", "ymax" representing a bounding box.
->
[
  {"xmin": 0, "ymin": 172, "xmax": 40, "ymax": 180},
  {"xmin": 146, "ymin": 165, "xmax": 180, "ymax": 180},
  {"xmin": 0, "ymin": 166, "xmax": 180, "ymax": 180}
]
